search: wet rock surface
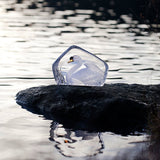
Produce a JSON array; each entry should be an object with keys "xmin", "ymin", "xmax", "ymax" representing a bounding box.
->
[{"xmin": 16, "ymin": 83, "xmax": 160, "ymax": 134}]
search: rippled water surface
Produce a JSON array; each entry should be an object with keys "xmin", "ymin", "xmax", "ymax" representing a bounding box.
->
[{"xmin": 0, "ymin": 0, "xmax": 160, "ymax": 160}]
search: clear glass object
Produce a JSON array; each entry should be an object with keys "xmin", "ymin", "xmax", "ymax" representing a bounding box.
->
[{"xmin": 52, "ymin": 45, "xmax": 108, "ymax": 86}]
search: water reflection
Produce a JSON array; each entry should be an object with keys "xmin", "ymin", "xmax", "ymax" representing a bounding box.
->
[
  {"xmin": 49, "ymin": 122, "xmax": 104, "ymax": 158},
  {"xmin": 48, "ymin": 121, "xmax": 147, "ymax": 159}
]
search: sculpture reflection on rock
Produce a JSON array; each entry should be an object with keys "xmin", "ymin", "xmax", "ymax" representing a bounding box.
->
[
  {"xmin": 52, "ymin": 45, "xmax": 108, "ymax": 86},
  {"xmin": 50, "ymin": 122, "xmax": 104, "ymax": 157}
]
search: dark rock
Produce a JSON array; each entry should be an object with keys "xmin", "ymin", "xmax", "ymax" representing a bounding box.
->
[{"xmin": 15, "ymin": 83, "xmax": 160, "ymax": 135}]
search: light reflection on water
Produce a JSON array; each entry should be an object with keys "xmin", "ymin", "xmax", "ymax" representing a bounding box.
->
[{"xmin": 0, "ymin": 0, "xmax": 159, "ymax": 159}]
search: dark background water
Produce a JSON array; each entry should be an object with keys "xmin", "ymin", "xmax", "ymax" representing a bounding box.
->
[
  {"xmin": 15, "ymin": 0, "xmax": 160, "ymax": 25},
  {"xmin": 0, "ymin": 0, "xmax": 160, "ymax": 159}
]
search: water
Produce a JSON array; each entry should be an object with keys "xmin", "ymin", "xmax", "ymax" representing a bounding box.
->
[{"xmin": 0, "ymin": 0, "xmax": 160, "ymax": 159}]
